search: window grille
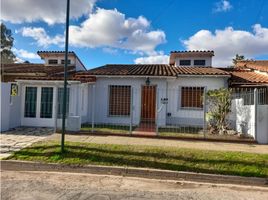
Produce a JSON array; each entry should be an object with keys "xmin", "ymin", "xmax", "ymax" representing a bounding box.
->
[
  {"xmin": 181, "ymin": 87, "xmax": 204, "ymax": 108},
  {"xmin": 194, "ymin": 60, "xmax": 206, "ymax": 66},
  {"xmin": 179, "ymin": 60, "xmax": 191, "ymax": 66},
  {"xmin": 48, "ymin": 59, "xmax": 58, "ymax": 64},
  {"xmin": 109, "ymin": 85, "xmax": 131, "ymax": 116}
]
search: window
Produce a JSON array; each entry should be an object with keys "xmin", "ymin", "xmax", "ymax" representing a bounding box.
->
[
  {"xmin": 179, "ymin": 60, "xmax": 191, "ymax": 66},
  {"xmin": 57, "ymin": 88, "xmax": 70, "ymax": 118},
  {"xmin": 40, "ymin": 87, "xmax": 53, "ymax": 118},
  {"xmin": 109, "ymin": 85, "xmax": 131, "ymax": 116},
  {"xmin": 61, "ymin": 59, "xmax": 71, "ymax": 64},
  {"xmin": 181, "ymin": 87, "xmax": 204, "ymax": 108},
  {"xmin": 194, "ymin": 60, "xmax": 206, "ymax": 66},
  {"xmin": 24, "ymin": 87, "xmax": 37, "ymax": 117},
  {"xmin": 48, "ymin": 59, "xmax": 58, "ymax": 64}
]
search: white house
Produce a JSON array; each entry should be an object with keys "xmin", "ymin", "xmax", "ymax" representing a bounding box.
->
[{"xmin": 1, "ymin": 50, "xmax": 267, "ymax": 143}]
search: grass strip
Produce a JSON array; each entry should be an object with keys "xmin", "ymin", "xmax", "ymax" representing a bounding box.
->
[{"xmin": 6, "ymin": 140, "xmax": 268, "ymax": 178}]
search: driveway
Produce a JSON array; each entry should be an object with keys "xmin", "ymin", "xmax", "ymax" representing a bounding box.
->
[{"xmin": 0, "ymin": 127, "xmax": 54, "ymax": 159}]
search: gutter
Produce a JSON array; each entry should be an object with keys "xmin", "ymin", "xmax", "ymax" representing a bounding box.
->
[{"xmin": 15, "ymin": 79, "xmax": 81, "ymax": 84}]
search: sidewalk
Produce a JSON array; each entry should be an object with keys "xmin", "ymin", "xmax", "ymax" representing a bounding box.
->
[{"xmin": 47, "ymin": 133, "xmax": 268, "ymax": 154}]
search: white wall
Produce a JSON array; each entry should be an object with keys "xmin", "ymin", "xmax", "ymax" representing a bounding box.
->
[
  {"xmin": 257, "ymin": 105, "xmax": 268, "ymax": 144},
  {"xmin": 166, "ymin": 76, "xmax": 227, "ymax": 127},
  {"xmin": 0, "ymin": 83, "xmax": 11, "ymax": 132},
  {"xmin": 88, "ymin": 77, "xmax": 167, "ymax": 126},
  {"xmin": 43, "ymin": 55, "xmax": 76, "ymax": 66},
  {"xmin": 87, "ymin": 76, "xmax": 227, "ymax": 127},
  {"xmin": 229, "ymin": 99, "xmax": 255, "ymax": 137},
  {"xmin": 229, "ymin": 98, "xmax": 268, "ymax": 143},
  {"xmin": 0, "ymin": 82, "xmax": 21, "ymax": 132}
]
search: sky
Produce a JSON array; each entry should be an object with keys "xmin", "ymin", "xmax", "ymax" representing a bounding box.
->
[{"xmin": 1, "ymin": 0, "xmax": 268, "ymax": 69}]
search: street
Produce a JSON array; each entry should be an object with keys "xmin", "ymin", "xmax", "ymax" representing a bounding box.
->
[{"xmin": 1, "ymin": 170, "xmax": 268, "ymax": 200}]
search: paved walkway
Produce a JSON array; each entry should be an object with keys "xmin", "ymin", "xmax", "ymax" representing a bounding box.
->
[
  {"xmin": 0, "ymin": 127, "xmax": 54, "ymax": 159},
  {"xmin": 48, "ymin": 133, "xmax": 268, "ymax": 154}
]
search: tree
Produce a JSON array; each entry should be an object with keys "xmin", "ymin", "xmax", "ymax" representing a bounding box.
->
[
  {"xmin": 1, "ymin": 23, "xmax": 16, "ymax": 64},
  {"xmin": 206, "ymin": 88, "xmax": 232, "ymax": 135},
  {"xmin": 232, "ymin": 54, "xmax": 245, "ymax": 65}
]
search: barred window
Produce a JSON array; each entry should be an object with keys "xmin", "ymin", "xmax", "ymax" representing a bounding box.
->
[
  {"xmin": 48, "ymin": 59, "xmax": 58, "ymax": 64},
  {"xmin": 179, "ymin": 60, "xmax": 191, "ymax": 66},
  {"xmin": 109, "ymin": 85, "xmax": 131, "ymax": 116},
  {"xmin": 61, "ymin": 59, "xmax": 71, "ymax": 64},
  {"xmin": 194, "ymin": 60, "xmax": 206, "ymax": 66},
  {"xmin": 181, "ymin": 87, "xmax": 204, "ymax": 108}
]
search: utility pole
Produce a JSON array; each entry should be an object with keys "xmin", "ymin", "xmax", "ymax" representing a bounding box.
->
[{"xmin": 61, "ymin": 0, "xmax": 70, "ymax": 153}]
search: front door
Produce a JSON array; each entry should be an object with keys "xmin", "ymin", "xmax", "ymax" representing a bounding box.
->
[{"xmin": 141, "ymin": 85, "xmax": 156, "ymax": 123}]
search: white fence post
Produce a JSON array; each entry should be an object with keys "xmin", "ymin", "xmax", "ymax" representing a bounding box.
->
[
  {"xmin": 203, "ymin": 87, "xmax": 207, "ymax": 138},
  {"xmin": 254, "ymin": 88, "xmax": 258, "ymax": 139},
  {"xmin": 156, "ymin": 87, "xmax": 159, "ymax": 135},
  {"xmin": 91, "ymin": 85, "xmax": 95, "ymax": 133}
]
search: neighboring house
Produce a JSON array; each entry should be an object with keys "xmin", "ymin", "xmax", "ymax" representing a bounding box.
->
[
  {"xmin": 1, "ymin": 51, "xmax": 267, "ymax": 139},
  {"xmin": 0, "ymin": 51, "xmax": 95, "ymax": 132}
]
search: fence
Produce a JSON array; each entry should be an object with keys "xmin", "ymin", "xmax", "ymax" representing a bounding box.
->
[{"xmin": 82, "ymin": 85, "xmax": 268, "ymax": 142}]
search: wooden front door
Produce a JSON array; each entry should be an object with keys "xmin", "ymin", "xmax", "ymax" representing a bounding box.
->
[{"xmin": 141, "ymin": 85, "xmax": 156, "ymax": 122}]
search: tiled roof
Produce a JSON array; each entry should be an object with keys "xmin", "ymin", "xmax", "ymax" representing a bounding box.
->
[
  {"xmin": 236, "ymin": 60, "xmax": 268, "ymax": 73},
  {"xmin": 1, "ymin": 63, "xmax": 95, "ymax": 83},
  {"xmin": 220, "ymin": 68, "xmax": 268, "ymax": 86},
  {"xmin": 170, "ymin": 50, "xmax": 214, "ymax": 54},
  {"xmin": 87, "ymin": 64, "xmax": 229, "ymax": 76},
  {"xmin": 1, "ymin": 63, "xmax": 76, "ymax": 75},
  {"xmin": 37, "ymin": 51, "xmax": 75, "ymax": 54},
  {"xmin": 16, "ymin": 74, "xmax": 96, "ymax": 83}
]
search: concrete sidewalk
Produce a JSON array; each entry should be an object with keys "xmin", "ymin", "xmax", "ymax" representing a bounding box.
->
[{"xmin": 47, "ymin": 133, "xmax": 268, "ymax": 154}]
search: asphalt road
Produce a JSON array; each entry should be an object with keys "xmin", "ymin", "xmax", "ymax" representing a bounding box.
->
[{"xmin": 1, "ymin": 170, "xmax": 268, "ymax": 200}]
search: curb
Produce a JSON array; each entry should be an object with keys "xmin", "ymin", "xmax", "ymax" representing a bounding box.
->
[{"xmin": 1, "ymin": 160, "xmax": 267, "ymax": 187}]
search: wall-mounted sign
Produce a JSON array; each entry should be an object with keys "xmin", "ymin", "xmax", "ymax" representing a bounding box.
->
[
  {"xmin": 10, "ymin": 83, "xmax": 18, "ymax": 96},
  {"xmin": 161, "ymin": 98, "xmax": 168, "ymax": 104}
]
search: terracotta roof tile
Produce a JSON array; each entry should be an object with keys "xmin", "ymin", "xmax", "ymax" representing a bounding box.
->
[
  {"xmin": 170, "ymin": 50, "xmax": 214, "ymax": 54},
  {"xmin": 1, "ymin": 63, "xmax": 95, "ymax": 83},
  {"xmin": 220, "ymin": 68, "xmax": 268, "ymax": 86},
  {"xmin": 87, "ymin": 64, "xmax": 229, "ymax": 76},
  {"xmin": 236, "ymin": 60, "xmax": 268, "ymax": 73}
]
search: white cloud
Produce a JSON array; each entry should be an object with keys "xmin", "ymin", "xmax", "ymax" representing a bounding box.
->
[
  {"xmin": 13, "ymin": 48, "xmax": 39, "ymax": 60},
  {"xmin": 182, "ymin": 24, "xmax": 268, "ymax": 66},
  {"xmin": 134, "ymin": 52, "xmax": 169, "ymax": 64},
  {"xmin": 214, "ymin": 0, "xmax": 232, "ymax": 12},
  {"xmin": 19, "ymin": 8, "xmax": 165, "ymax": 54},
  {"xmin": 1, "ymin": 0, "xmax": 96, "ymax": 25},
  {"xmin": 69, "ymin": 8, "xmax": 166, "ymax": 54},
  {"xmin": 20, "ymin": 27, "xmax": 64, "ymax": 47}
]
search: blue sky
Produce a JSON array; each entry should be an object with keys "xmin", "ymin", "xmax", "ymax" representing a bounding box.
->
[{"xmin": 2, "ymin": 0, "xmax": 268, "ymax": 68}]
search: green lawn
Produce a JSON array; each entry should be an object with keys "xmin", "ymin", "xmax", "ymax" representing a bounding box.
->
[{"xmin": 6, "ymin": 140, "xmax": 268, "ymax": 178}]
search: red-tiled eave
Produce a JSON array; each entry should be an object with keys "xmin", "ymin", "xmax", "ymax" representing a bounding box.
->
[
  {"xmin": 1, "ymin": 63, "xmax": 95, "ymax": 83},
  {"xmin": 16, "ymin": 74, "xmax": 96, "ymax": 83},
  {"xmin": 87, "ymin": 64, "xmax": 229, "ymax": 77},
  {"xmin": 227, "ymin": 70, "xmax": 268, "ymax": 86},
  {"xmin": 235, "ymin": 60, "xmax": 268, "ymax": 73}
]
